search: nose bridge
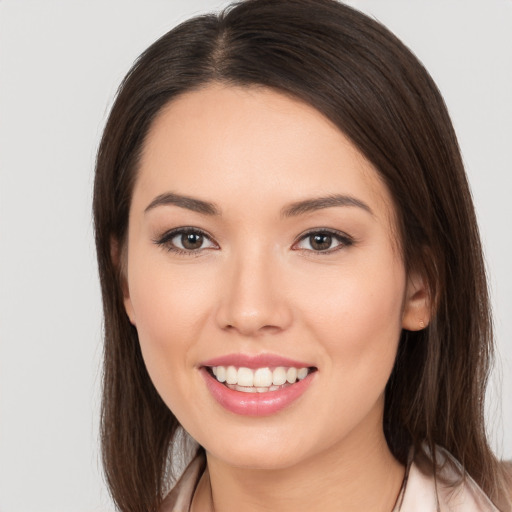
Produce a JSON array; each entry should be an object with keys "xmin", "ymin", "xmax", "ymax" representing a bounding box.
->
[{"xmin": 216, "ymin": 242, "xmax": 292, "ymax": 336}]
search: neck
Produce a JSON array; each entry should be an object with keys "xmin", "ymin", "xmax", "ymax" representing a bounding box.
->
[{"xmin": 192, "ymin": 418, "xmax": 405, "ymax": 512}]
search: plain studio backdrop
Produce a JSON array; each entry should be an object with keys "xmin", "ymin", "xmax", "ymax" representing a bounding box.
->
[{"xmin": 0, "ymin": 1, "xmax": 510, "ymax": 510}]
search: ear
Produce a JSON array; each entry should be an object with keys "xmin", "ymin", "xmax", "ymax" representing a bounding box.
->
[
  {"xmin": 110, "ymin": 236, "xmax": 136, "ymax": 326},
  {"xmin": 402, "ymin": 270, "xmax": 431, "ymax": 331}
]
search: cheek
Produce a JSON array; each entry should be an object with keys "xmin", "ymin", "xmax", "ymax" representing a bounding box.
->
[
  {"xmin": 129, "ymin": 239, "xmax": 214, "ymax": 332},
  {"xmin": 299, "ymin": 250, "xmax": 405, "ymax": 382},
  {"xmin": 286, "ymin": 254, "xmax": 405, "ymax": 447},
  {"xmin": 126, "ymin": 250, "xmax": 216, "ymax": 398}
]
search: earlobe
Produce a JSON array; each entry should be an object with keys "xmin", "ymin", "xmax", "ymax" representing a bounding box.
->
[
  {"xmin": 110, "ymin": 236, "xmax": 137, "ymax": 326},
  {"xmin": 402, "ymin": 271, "xmax": 431, "ymax": 331}
]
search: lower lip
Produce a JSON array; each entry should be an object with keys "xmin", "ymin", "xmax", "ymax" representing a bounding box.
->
[{"xmin": 200, "ymin": 368, "xmax": 315, "ymax": 416}]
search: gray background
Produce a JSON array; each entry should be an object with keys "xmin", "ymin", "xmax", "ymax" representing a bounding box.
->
[{"xmin": 0, "ymin": 1, "xmax": 510, "ymax": 510}]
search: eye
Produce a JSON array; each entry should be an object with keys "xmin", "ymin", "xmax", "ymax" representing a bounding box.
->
[
  {"xmin": 154, "ymin": 227, "xmax": 218, "ymax": 255},
  {"xmin": 293, "ymin": 229, "xmax": 353, "ymax": 253}
]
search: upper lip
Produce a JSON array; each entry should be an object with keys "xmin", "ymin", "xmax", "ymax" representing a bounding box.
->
[{"xmin": 200, "ymin": 353, "xmax": 315, "ymax": 369}]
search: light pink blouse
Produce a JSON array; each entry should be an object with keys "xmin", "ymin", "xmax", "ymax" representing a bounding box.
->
[{"xmin": 160, "ymin": 447, "xmax": 506, "ymax": 512}]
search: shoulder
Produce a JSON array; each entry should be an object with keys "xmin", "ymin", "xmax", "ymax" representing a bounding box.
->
[
  {"xmin": 398, "ymin": 446, "xmax": 505, "ymax": 512},
  {"xmin": 159, "ymin": 453, "xmax": 206, "ymax": 512},
  {"xmin": 495, "ymin": 460, "xmax": 512, "ymax": 512}
]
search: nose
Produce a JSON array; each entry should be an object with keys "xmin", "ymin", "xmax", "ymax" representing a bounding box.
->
[{"xmin": 215, "ymin": 248, "xmax": 293, "ymax": 337}]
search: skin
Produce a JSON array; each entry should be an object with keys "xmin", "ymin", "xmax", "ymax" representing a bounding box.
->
[{"xmin": 122, "ymin": 83, "xmax": 430, "ymax": 512}]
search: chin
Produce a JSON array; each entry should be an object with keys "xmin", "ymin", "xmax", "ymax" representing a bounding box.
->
[
  {"xmin": 197, "ymin": 422, "xmax": 322, "ymax": 471},
  {"xmin": 211, "ymin": 446, "xmax": 308, "ymax": 471}
]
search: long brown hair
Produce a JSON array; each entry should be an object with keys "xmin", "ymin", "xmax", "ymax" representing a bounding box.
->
[{"xmin": 93, "ymin": 0, "xmax": 507, "ymax": 510}]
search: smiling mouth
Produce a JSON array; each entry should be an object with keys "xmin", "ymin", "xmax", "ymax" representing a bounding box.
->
[{"xmin": 205, "ymin": 365, "xmax": 317, "ymax": 393}]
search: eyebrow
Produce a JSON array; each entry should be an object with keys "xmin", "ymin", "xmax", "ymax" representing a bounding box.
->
[
  {"xmin": 144, "ymin": 192, "xmax": 220, "ymax": 216},
  {"xmin": 144, "ymin": 192, "xmax": 373, "ymax": 217},
  {"xmin": 281, "ymin": 194, "xmax": 373, "ymax": 217}
]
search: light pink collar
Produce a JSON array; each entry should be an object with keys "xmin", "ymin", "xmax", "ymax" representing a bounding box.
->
[
  {"xmin": 394, "ymin": 446, "xmax": 500, "ymax": 512},
  {"xmin": 161, "ymin": 447, "xmax": 501, "ymax": 512}
]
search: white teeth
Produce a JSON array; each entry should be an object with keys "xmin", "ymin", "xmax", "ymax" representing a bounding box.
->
[
  {"xmin": 272, "ymin": 367, "xmax": 287, "ymax": 386},
  {"xmin": 254, "ymin": 367, "xmax": 273, "ymax": 387},
  {"xmin": 210, "ymin": 365, "xmax": 312, "ymax": 388},
  {"xmin": 286, "ymin": 367, "xmax": 297, "ymax": 383},
  {"xmin": 215, "ymin": 366, "xmax": 226, "ymax": 383},
  {"xmin": 297, "ymin": 367, "xmax": 308, "ymax": 380},
  {"xmin": 226, "ymin": 384, "xmax": 277, "ymax": 393},
  {"xmin": 234, "ymin": 385, "xmax": 257, "ymax": 393},
  {"xmin": 237, "ymin": 367, "xmax": 254, "ymax": 387},
  {"xmin": 226, "ymin": 365, "xmax": 237, "ymax": 385}
]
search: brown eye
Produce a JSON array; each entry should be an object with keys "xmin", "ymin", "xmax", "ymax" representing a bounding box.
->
[
  {"xmin": 155, "ymin": 227, "xmax": 217, "ymax": 254},
  {"xmin": 181, "ymin": 232, "xmax": 204, "ymax": 250},
  {"xmin": 294, "ymin": 229, "xmax": 353, "ymax": 253},
  {"xmin": 310, "ymin": 233, "xmax": 332, "ymax": 251}
]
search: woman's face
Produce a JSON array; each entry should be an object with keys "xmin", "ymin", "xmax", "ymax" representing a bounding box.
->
[{"xmin": 123, "ymin": 84, "xmax": 426, "ymax": 469}]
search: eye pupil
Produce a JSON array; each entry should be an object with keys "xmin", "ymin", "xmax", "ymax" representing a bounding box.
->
[
  {"xmin": 182, "ymin": 232, "xmax": 203, "ymax": 250},
  {"xmin": 311, "ymin": 234, "xmax": 332, "ymax": 251}
]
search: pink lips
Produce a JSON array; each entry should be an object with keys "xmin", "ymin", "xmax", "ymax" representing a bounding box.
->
[{"xmin": 200, "ymin": 353, "xmax": 316, "ymax": 416}]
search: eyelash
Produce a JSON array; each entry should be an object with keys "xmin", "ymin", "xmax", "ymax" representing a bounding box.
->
[
  {"xmin": 294, "ymin": 228, "xmax": 354, "ymax": 254},
  {"xmin": 153, "ymin": 227, "xmax": 354, "ymax": 256},
  {"xmin": 153, "ymin": 227, "xmax": 218, "ymax": 257}
]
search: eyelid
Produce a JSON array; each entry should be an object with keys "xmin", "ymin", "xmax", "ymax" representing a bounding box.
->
[
  {"xmin": 153, "ymin": 226, "xmax": 354, "ymax": 256},
  {"xmin": 292, "ymin": 228, "xmax": 354, "ymax": 254},
  {"xmin": 153, "ymin": 226, "xmax": 219, "ymax": 255}
]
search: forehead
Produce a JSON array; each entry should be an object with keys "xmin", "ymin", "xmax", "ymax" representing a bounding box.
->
[{"xmin": 135, "ymin": 83, "xmax": 396, "ymax": 225}]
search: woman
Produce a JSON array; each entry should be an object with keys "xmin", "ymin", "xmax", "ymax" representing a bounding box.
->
[{"xmin": 93, "ymin": 0, "xmax": 512, "ymax": 510}]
